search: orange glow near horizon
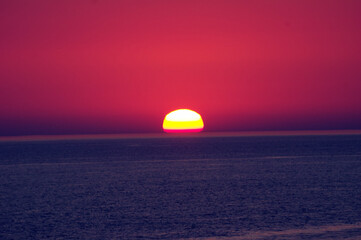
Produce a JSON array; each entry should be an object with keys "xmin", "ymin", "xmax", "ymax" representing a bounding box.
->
[{"xmin": 163, "ymin": 109, "xmax": 204, "ymax": 133}]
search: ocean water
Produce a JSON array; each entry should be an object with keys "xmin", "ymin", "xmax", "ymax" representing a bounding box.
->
[{"xmin": 1, "ymin": 134, "xmax": 361, "ymax": 239}]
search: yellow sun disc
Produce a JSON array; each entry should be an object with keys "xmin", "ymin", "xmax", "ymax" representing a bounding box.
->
[{"xmin": 163, "ymin": 109, "xmax": 204, "ymax": 133}]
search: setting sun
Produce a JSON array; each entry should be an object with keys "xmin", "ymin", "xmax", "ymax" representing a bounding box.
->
[{"xmin": 163, "ymin": 109, "xmax": 204, "ymax": 133}]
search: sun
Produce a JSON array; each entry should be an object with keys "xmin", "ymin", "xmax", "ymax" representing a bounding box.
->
[{"xmin": 163, "ymin": 109, "xmax": 204, "ymax": 133}]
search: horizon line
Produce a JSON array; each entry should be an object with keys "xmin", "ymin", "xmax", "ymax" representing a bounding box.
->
[{"xmin": 0, "ymin": 129, "xmax": 361, "ymax": 142}]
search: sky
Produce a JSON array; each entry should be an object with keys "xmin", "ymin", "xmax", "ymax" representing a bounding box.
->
[{"xmin": 1, "ymin": 0, "xmax": 361, "ymax": 136}]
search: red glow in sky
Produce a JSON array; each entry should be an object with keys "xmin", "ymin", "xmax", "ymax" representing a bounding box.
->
[{"xmin": 1, "ymin": 0, "xmax": 361, "ymax": 135}]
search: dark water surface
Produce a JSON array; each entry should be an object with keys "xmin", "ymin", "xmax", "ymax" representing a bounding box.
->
[{"xmin": 1, "ymin": 134, "xmax": 361, "ymax": 239}]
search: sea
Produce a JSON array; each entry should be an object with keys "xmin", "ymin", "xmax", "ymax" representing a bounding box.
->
[{"xmin": 1, "ymin": 132, "xmax": 361, "ymax": 239}]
